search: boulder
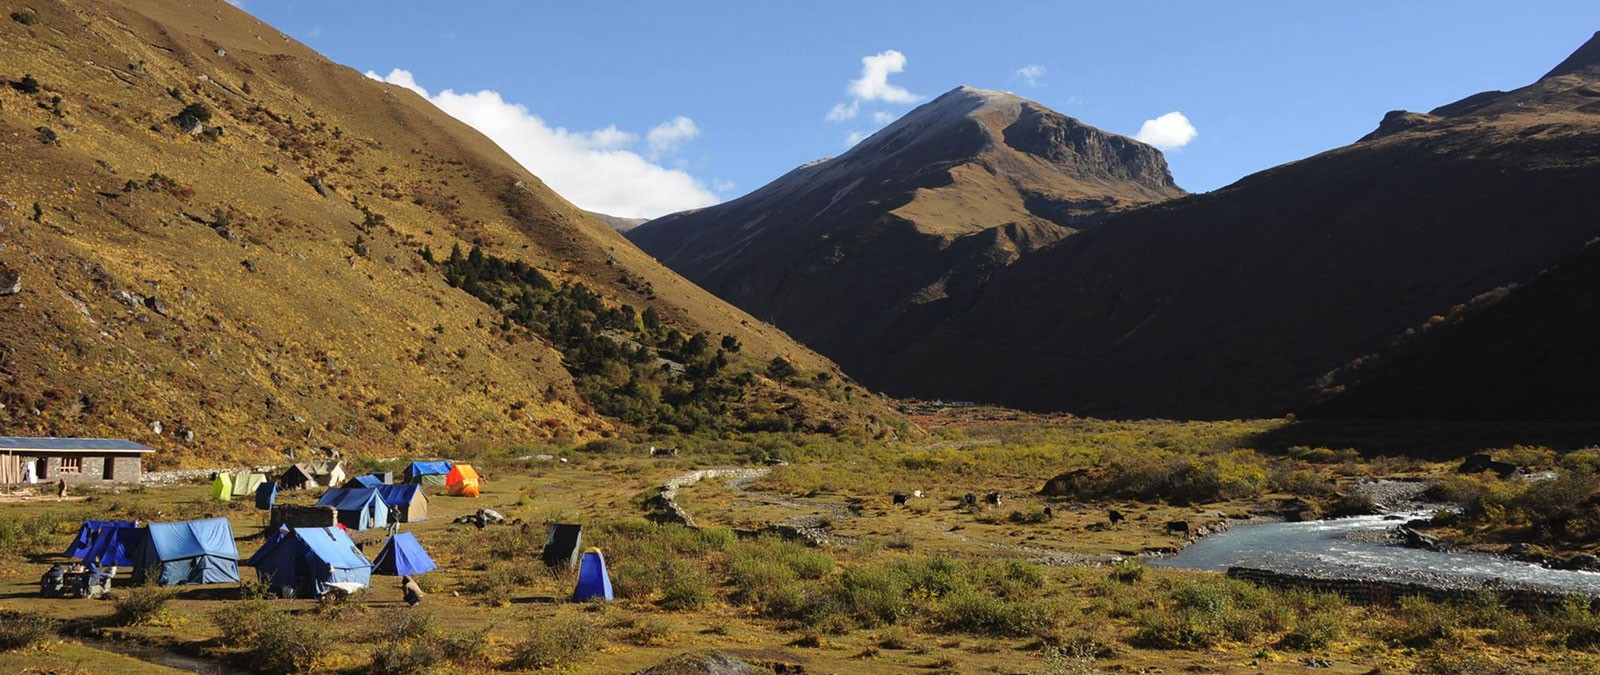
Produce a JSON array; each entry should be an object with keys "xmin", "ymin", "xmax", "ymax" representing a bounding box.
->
[
  {"xmin": 636, "ymin": 652, "xmax": 804, "ymax": 675},
  {"xmin": 1459, "ymin": 453, "xmax": 1519, "ymax": 478},
  {"xmin": 1398, "ymin": 526, "xmax": 1446, "ymax": 551},
  {"xmin": 0, "ymin": 262, "xmax": 19, "ymax": 296}
]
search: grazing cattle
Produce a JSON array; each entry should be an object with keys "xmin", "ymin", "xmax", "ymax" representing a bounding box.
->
[
  {"xmin": 1042, "ymin": 506, "xmax": 1054, "ymax": 519},
  {"xmin": 962, "ymin": 493, "xmax": 978, "ymax": 507},
  {"xmin": 649, "ymin": 447, "xmax": 679, "ymax": 458},
  {"xmin": 985, "ymin": 492, "xmax": 1002, "ymax": 506},
  {"xmin": 912, "ymin": 490, "xmax": 925, "ymax": 499},
  {"xmin": 891, "ymin": 493, "xmax": 909, "ymax": 506},
  {"xmin": 1165, "ymin": 520, "xmax": 1191, "ymax": 536},
  {"xmin": 1107, "ymin": 509, "xmax": 1125, "ymax": 528}
]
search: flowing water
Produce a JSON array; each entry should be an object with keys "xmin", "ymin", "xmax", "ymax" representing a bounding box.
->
[
  {"xmin": 74, "ymin": 635, "xmax": 238, "ymax": 674},
  {"xmin": 1155, "ymin": 511, "xmax": 1600, "ymax": 595}
]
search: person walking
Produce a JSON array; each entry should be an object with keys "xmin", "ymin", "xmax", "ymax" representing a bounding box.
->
[{"xmin": 56, "ymin": 478, "xmax": 66, "ymax": 501}]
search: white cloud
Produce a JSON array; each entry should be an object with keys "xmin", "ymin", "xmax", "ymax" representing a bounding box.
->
[
  {"xmin": 364, "ymin": 69, "xmax": 717, "ymax": 219},
  {"xmin": 872, "ymin": 110, "xmax": 898, "ymax": 125},
  {"xmin": 1133, "ymin": 111, "xmax": 1198, "ymax": 150},
  {"xmin": 645, "ymin": 116, "xmax": 700, "ymax": 159},
  {"xmin": 712, "ymin": 179, "xmax": 737, "ymax": 194},
  {"xmin": 826, "ymin": 49, "xmax": 922, "ymax": 122},
  {"xmin": 1015, "ymin": 64, "xmax": 1046, "ymax": 86},
  {"xmin": 825, "ymin": 101, "xmax": 859, "ymax": 122},
  {"xmin": 845, "ymin": 130, "xmax": 871, "ymax": 147}
]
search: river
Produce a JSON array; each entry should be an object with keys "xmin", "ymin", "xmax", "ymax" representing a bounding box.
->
[{"xmin": 1154, "ymin": 511, "xmax": 1600, "ymax": 595}]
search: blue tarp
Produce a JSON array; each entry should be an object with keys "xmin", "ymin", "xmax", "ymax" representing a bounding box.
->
[
  {"xmin": 346, "ymin": 474, "xmax": 384, "ymax": 489},
  {"xmin": 372, "ymin": 532, "xmax": 437, "ymax": 576},
  {"xmin": 315, "ymin": 488, "xmax": 389, "ymax": 530},
  {"xmin": 245, "ymin": 526, "xmax": 289, "ymax": 567},
  {"xmin": 131, "ymin": 518, "xmax": 241, "ymax": 586},
  {"xmin": 83, "ymin": 522, "xmax": 141, "ymax": 567},
  {"xmin": 403, "ymin": 461, "xmax": 452, "ymax": 482},
  {"xmin": 65, "ymin": 520, "xmax": 134, "ymax": 559},
  {"xmin": 248, "ymin": 526, "xmax": 371, "ymax": 598},
  {"xmin": 572, "ymin": 549, "xmax": 613, "ymax": 602},
  {"xmin": 255, "ymin": 480, "xmax": 279, "ymax": 510}
]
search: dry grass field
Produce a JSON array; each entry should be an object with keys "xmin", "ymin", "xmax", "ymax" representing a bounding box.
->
[{"xmin": 2, "ymin": 420, "xmax": 1598, "ymax": 673}]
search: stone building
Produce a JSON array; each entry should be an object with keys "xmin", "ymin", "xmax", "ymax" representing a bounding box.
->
[{"xmin": 0, "ymin": 437, "xmax": 155, "ymax": 485}]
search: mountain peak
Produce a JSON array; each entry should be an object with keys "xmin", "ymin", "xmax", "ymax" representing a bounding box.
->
[{"xmin": 1543, "ymin": 31, "xmax": 1600, "ymax": 81}]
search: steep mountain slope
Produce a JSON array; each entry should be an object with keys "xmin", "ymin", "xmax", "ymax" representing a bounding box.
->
[
  {"xmin": 586, "ymin": 210, "xmax": 648, "ymax": 233},
  {"xmin": 1309, "ymin": 238, "xmax": 1600, "ymax": 421},
  {"xmin": 870, "ymin": 33, "xmax": 1600, "ymax": 418},
  {"xmin": 629, "ymin": 87, "xmax": 1182, "ymax": 378},
  {"xmin": 0, "ymin": 0, "xmax": 897, "ymax": 466}
]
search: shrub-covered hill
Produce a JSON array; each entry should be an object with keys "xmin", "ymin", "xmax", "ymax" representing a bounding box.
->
[{"xmin": 0, "ymin": 0, "xmax": 903, "ymax": 466}]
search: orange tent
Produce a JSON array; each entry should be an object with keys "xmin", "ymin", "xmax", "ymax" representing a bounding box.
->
[{"xmin": 446, "ymin": 464, "xmax": 480, "ymax": 497}]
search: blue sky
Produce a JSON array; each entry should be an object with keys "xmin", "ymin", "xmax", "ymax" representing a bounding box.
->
[{"xmin": 237, "ymin": 1, "xmax": 1600, "ymax": 218}]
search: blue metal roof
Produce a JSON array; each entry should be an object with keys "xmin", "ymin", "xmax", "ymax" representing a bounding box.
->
[{"xmin": 0, "ymin": 437, "xmax": 155, "ymax": 453}]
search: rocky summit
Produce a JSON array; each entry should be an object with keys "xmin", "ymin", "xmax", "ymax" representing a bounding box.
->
[{"xmin": 629, "ymin": 86, "xmax": 1182, "ymax": 388}]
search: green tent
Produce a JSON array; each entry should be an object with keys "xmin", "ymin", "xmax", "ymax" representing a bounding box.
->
[
  {"xmin": 230, "ymin": 471, "xmax": 268, "ymax": 497},
  {"xmin": 210, "ymin": 473, "xmax": 233, "ymax": 502}
]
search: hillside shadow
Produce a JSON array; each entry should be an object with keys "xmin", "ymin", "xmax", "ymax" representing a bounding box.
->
[{"xmin": 1248, "ymin": 418, "xmax": 1600, "ymax": 460}]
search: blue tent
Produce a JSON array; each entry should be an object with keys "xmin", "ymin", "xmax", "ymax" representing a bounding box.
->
[
  {"xmin": 372, "ymin": 532, "xmax": 437, "ymax": 576},
  {"xmin": 245, "ymin": 526, "xmax": 290, "ymax": 567},
  {"xmin": 65, "ymin": 520, "xmax": 135, "ymax": 559},
  {"xmin": 572, "ymin": 549, "xmax": 613, "ymax": 602},
  {"xmin": 345, "ymin": 474, "xmax": 384, "ymax": 489},
  {"xmin": 316, "ymin": 488, "xmax": 389, "ymax": 530},
  {"xmin": 254, "ymin": 480, "xmax": 279, "ymax": 510},
  {"xmin": 375, "ymin": 484, "xmax": 428, "ymax": 522},
  {"xmin": 402, "ymin": 460, "xmax": 452, "ymax": 485},
  {"xmin": 247, "ymin": 526, "xmax": 371, "ymax": 599},
  {"xmin": 130, "ymin": 518, "xmax": 241, "ymax": 586},
  {"xmin": 83, "ymin": 522, "xmax": 141, "ymax": 567}
]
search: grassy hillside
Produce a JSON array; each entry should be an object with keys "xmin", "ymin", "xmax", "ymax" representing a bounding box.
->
[{"xmin": 0, "ymin": 0, "xmax": 900, "ymax": 466}]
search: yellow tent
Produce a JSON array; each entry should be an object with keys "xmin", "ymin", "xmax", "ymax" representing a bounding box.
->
[
  {"xmin": 446, "ymin": 464, "xmax": 480, "ymax": 497},
  {"xmin": 210, "ymin": 472, "xmax": 233, "ymax": 501}
]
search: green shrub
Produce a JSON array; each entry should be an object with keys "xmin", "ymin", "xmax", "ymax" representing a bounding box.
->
[
  {"xmin": 239, "ymin": 613, "xmax": 326, "ymax": 674},
  {"xmin": 1279, "ymin": 610, "xmax": 1342, "ymax": 650},
  {"xmin": 1386, "ymin": 596, "xmax": 1462, "ymax": 648},
  {"xmin": 1108, "ymin": 560, "xmax": 1146, "ymax": 584},
  {"xmin": 111, "ymin": 585, "xmax": 178, "ymax": 626},
  {"xmin": 836, "ymin": 564, "xmax": 910, "ymax": 627},
  {"xmin": 468, "ymin": 561, "xmax": 529, "ymax": 606},
  {"xmin": 13, "ymin": 74, "xmax": 40, "ymax": 95},
  {"xmin": 211, "ymin": 599, "xmax": 273, "ymax": 644},
  {"xmin": 659, "ymin": 560, "xmax": 712, "ymax": 610},
  {"xmin": 935, "ymin": 589, "xmax": 1056, "ymax": 637},
  {"xmin": 177, "ymin": 102, "xmax": 212, "ymax": 124},
  {"xmin": 511, "ymin": 615, "xmax": 600, "ymax": 670},
  {"xmin": 369, "ymin": 642, "xmax": 437, "ymax": 675},
  {"xmin": 0, "ymin": 609, "xmax": 56, "ymax": 652},
  {"xmin": 0, "ymin": 513, "xmax": 75, "ymax": 556}
]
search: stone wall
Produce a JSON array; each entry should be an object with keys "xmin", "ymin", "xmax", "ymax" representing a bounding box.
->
[
  {"xmin": 1227, "ymin": 567, "xmax": 1598, "ymax": 612},
  {"xmin": 20, "ymin": 453, "xmax": 145, "ymax": 484}
]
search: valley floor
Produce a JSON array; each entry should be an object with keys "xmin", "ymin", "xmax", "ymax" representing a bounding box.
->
[{"xmin": 1, "ymin": 418, "xmax": 1597, "ymax": 673}]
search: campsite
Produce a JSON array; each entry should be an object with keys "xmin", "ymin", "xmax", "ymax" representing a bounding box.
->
[{"xmin": 4, "ymin": 418, "xmax": 1600, "ymax": 673}]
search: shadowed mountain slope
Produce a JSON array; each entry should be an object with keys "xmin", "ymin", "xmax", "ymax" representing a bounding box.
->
[
  {"xmin": 863, "ymin": 33, "xmax": 1600, "ymax": 418},
  {"xmin": 630, "ymin": 86, "xmax": 1182, "ymax": 379}
]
